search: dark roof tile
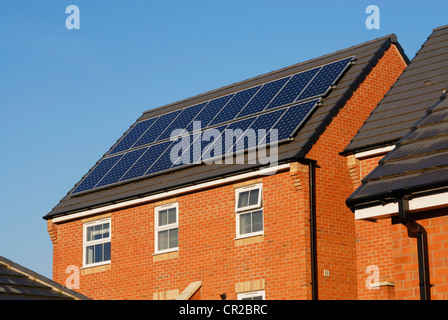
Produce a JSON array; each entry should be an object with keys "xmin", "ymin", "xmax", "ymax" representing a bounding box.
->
[{"xmin": 0, "ymin": 257, "xmax": 90, "ymax": 300}]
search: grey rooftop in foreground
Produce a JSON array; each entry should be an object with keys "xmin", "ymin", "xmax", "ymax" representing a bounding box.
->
[
  {"xmin": 0, "ymin": 256, "xmax": 90, "ymax": 300},
  {"xmin": 346, "ymin": 25, "xmax": 448, "ymax": 210}
]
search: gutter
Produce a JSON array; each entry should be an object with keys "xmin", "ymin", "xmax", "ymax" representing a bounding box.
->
[{"xmin": 398, "ymin": 196, "xmax": 432, "ymax": 300}]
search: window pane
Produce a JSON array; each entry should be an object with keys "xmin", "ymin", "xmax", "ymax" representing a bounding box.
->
[
  {"xmin": 240, "ymin": 212, "xmax": 251, "ymax": 234},
  {"xmin": 169, "ymin": 228, "xmax": 178, "ymax": 248},
  {"xmin": 86, "ymin": 245, "xmax": 94, "ymax": 265},
  {"xmin": 103, "ymin": 223, "xmax": 110, "ymax": 238},
  {"xmin": 252, "ymin": 210, "xmax": 263, "ymax": 232},
  {"xmin": 168, "ymin": 208, "xmax": 177, "ymax": 224},
  {"xmin": 94, "ymin": 225, "xmax": 102, "ymax": 240},
  {"xmin": 237, "ymin": 191, "xmax": 249, "ymax": 208},
  {"xmin": 94, "ymin": 243, "xmax": 103, "ymax": 263},
  {"xmin": 159, "ymin": 209, "xmax": 168, "ymax": 226},
  {"xmin": 158, "ymin": 230, "xmax": 169, "ymax": 251},
  {"xmin": 87, "ymin": 226, "xmax": 93, "ymax": 242},
  {"xmin": 104, "ymin": 242, "xmax": 111, "ymax": 261},
  {"xmin": 248, "ymin": 189, "xmax": 260, "ymax": 206}
]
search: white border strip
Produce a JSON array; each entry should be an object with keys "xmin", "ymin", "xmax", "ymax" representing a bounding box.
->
[
  {"xmin": 354, "ymin": 145, "xmax": 395, "ymax": 159},
  {"xmin": 53, "ymin": 164, "xmax": 290, "ymax": 223},
  {"xmin": 354, "ymin": 190, "xmax": 448, "ymax": 220}
]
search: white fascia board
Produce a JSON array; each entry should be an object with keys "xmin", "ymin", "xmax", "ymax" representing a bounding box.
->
[
  {"xmin": 354, "ymin": 202, "xmax": 398, "ymax": 220},
  {"xmin": 354, "ymin": 190, "xmax": 448, "ymax": 220},
  {"xmin": 52, "ymin": 164, "xmax": 290, "ymax": 223},
  {"xmin": 354, "ymin": 146, "xmax": 395, "ymax": 159}
]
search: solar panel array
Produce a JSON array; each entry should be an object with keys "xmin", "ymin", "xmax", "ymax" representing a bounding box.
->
[{"xmin": 71, "ymin": 57, "xmax": 353, "ymax": 194}]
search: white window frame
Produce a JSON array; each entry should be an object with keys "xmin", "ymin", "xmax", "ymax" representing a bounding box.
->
[
  {"xmin": 235, "ymin": 183, "xmax": 263, "ymax": 239},
  {"xmin": 237, "ymin": 290, "xmax": 265, "ymax": 300},
  {"xmin": 235, "ymin": 183, "xmax": 263, "ymax": 212},
  {"xmin": 154, "ymin": 202, "xmax": 179, "ymax": 255},
  {"xmin": 82, "ymin": 218, "xmax": 111, "ymax": 268}
]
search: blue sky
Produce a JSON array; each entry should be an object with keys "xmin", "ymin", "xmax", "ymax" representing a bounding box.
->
[{"xmin": 0, "ymin": 1, "xmax": 446, "ymax": 279}]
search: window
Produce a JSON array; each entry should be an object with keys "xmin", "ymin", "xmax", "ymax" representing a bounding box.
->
[
  {"xmin": 237, "ymin": 290, "xmax": 265, "ymax": 300},
  {"xmin": 155, "ymin": 203, "xmax": 179, "ymax": 254},
  {"xmin": 235, "ymin": 184, "xmax": 263, "ymax": 238},
  {"xmin": 83, "ymin": 218, "xmax": 111, "ymax": 267}
]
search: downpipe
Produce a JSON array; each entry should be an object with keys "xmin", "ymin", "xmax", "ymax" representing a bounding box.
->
[{"xmin": 398, "ymin": 196, "xmax": 431, "ymax": 300}]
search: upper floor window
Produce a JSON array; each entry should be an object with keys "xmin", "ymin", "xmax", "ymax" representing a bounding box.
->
[
  {"xmin": 155, "ymin": 203, "xmax": 179, "ymax": 254},
  {"xmin": 83, "ymin": 218, "xmax": 111, "ymax": 268},
  {"xmin": 235, "ymin": 184, "xmax": 263, "ymax": 238}
]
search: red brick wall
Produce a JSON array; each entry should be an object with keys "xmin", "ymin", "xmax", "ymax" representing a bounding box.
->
[
  {"xmin": 49, "ymin": 44, "xmax": 407, "ymax": 300},
  {"xmin": 349, "ymin": 155, "xmax": 448, "ymax": 300},
  {"xmin": 52, "ymin": 170, "xmax": 315, "ymax": 300},
  {"xmin": 348, "ymin": 153, "xmax": 397, "ymax": 300},
  {"xmin": 306, "ymin": 44, "xmax": 407, "ymax": 299},
  {"xmin": 392, "ymin": 211, "xmax": 448, "ymax": 300}
]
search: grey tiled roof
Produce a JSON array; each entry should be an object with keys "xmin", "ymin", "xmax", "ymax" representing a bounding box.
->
[
  {"xmin": 346, "ymin": 25, "xmax": 448, "ymax": 209},
  {"xmin": 344, "ymin": 25, "xmax": 448, "ymax": 155},
  {"xmin": 0, "ymin": 256, "xmax": 90, "ymax": 300},
  {"xmin": 347, "ymin": 95, "xmax": 448, "ymax": 209}
]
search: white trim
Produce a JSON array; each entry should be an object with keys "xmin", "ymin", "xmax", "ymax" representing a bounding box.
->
[
  {"xmin": 52, "ymin": 164, "xmax": 290, "ymax": 223},
  {"xmin": 354, "ymin": 146, "xmax": 395, "ymax": 159},
  {"xmin": 235, "ymin": 183, "xmax": 263, "ymax": 212},
  {"xmin": 235, "ymin": 184, "xmax": 263, "ymax": 238},
  {"xmin": 354, "ymin": 190, "xmax": 448, "ymax": 220},
  {"xmin": 82, "ymin": 218, "xmax": 111, "ymax": 268},
  {"xmin": 154, "ymin": 202, "xmax": 179, "ymax": 255},
  {"xmin": 354, "ymin": 202, "xmax": 398, "ymax": 220},
  {"xmin": 237, "ymin": 290, "xmax": 265, "ymax": 300}
]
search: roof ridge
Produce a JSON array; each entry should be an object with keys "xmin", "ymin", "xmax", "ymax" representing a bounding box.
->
[{"xmin": 433, "ymin": 24, "xmax": 448, "ymax": 32}]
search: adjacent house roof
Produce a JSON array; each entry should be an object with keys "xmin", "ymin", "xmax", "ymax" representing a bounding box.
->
[
  {"xmin": 0, "ymin": 256, "xmax": 90, "ymax": 300},
  {"xmin": 44, "ymin": 34, "xmax": 406, "ymax": 220},
  {"xmin": 344, "ymin": 25, "xmax": 448, "ymax": 155},
  {"xmin": 346, "ymin": 25, "xmax": 448, "ymax": 210}
]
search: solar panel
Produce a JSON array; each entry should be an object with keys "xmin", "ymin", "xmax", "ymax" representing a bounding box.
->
[
  {"xmin": 194, "ymin": 94, "xmax": 234, "ymax": 128},
  {"xmin": 190, "ymin": 124, "xmax": 228, "ymax": 164},
  {"xmin": 209, "ymin": 86, "xmax": 261, "ymax": 126},
  {"xmin": 221, "ymin": 117, "xmax": 257, "ymax": 156},
  {"xmin": 121, "ymin": 141, "xmax": 173, "ymax": 182},
  {"xmin": 96, "ymin": 148, "xmax": 146, "ymax": 188},
  {"xmin": 156, "ymin": 102, "xmax": 207, "ymax": 142},
  {"xmin": 70, "ymin": 57, "xmax": 353, "ymax": 195},
  {"xmin": 237, "ymin": 77, "xmax": 290, "ymax": 118},
  {"xmin": 265, "ymin": 68, "xmax": 319, "ymax": 110},
  {"xmin": 72, "ymin": 155, "xmax": 123, "ymax": 194},
  {"xmin": 275, "ymin": 99, "xmax": 319, "ymax": 141},
  {"xmin": 297, "ymin": 57, "xmax": 352, "ymax": 101},
  {"xmin": 133, "ymin": 109, "xmax": 182, "ymax": 148},
  {"xmin": 109, "ymin": 118, "xmax": 156, "ymax": 155}
]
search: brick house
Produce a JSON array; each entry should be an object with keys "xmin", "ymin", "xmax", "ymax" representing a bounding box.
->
[
  {"xmin": 344, "ymin": 25, "xmax": 448, "ymax": 300},
  {"xmin": 44, "ymin": 34, "xmax": 407, "ymax": 300}
]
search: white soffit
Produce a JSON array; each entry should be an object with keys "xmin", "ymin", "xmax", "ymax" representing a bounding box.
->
[
  {"xmin": 354, "ymin": 190, "xmax": 448, "ymax": 220},
  {"xmin": 354, "ymin": 145, "xmax": 395, "ymax": 159}
]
